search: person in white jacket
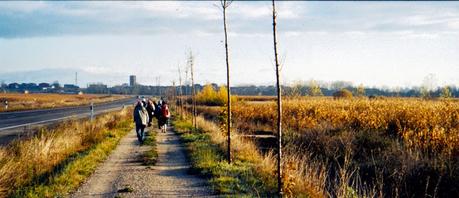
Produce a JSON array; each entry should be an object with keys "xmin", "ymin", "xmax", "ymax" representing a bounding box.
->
[{"xmin": 133, "ymin": 100, "xmax": 149, "ymax": 144}]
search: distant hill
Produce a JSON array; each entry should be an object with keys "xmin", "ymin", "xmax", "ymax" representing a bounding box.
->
[{"xmin": 0, "ymin": 68, "xmax": 127, "ymax": 87}]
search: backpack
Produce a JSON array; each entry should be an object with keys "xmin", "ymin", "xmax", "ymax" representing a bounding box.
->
[
  {"xmin": 162, "ymin": 105, "xmax": 170, "ymax": 118},
  {"xmin": 154, "ymin": 104, "xmax": 161, "ymax": 117}
]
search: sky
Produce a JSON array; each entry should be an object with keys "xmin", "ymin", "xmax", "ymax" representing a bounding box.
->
[{"xmin": 0, "ymin": 1, "xmax": 458, "ymax": 88}]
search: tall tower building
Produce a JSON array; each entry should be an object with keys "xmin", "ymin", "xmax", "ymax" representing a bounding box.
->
[{"xmin": 129, "ymin": 75, "xmax": 136, "ymax": 87}]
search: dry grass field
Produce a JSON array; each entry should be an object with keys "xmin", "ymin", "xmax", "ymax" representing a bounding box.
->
[
  {"xmin": 0, "ymin": 108, "xmax": 133, "ymax": 197},
  {"xmin": 189, "ymin": 96, "xmax": 459, "ymax": 197},
  {"xmin": 0, "ymin": 93, "xmax": 128, "ymax": 112}
]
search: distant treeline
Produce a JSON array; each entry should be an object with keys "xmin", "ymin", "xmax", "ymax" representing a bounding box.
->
[
  {"xmin": 252, "ymin": 85, "xmax": 459, "ymax": 98},
  {"xmin": 2, "ymin": 81, "xmax": 458, "ymax": 98}
]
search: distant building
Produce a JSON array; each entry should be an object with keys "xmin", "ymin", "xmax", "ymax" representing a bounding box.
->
[
  {"xmin": 38, "ymin": 83, "xmax": 51, "ymax": 89},
  {"xmin": 64, "ymin": 84, "xmax": 79, "ymax": 89},
  {"xmin": 87, "ymin": 83, "xmax": 108, "ymax": 94},
  {"xmin": 130, "ymin": 75, "xmax": 136, "ymax": 87},
  {"xmin": 63, "ymin": 84, "xmax": 80, "ymax": 93},
  {"xmin": 8, "ymin": 83, "xmax": 19, "ymax": 90}
]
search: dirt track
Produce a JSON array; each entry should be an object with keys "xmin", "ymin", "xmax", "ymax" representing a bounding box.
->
[{"xmin": 71, "ymin": 126, "xmax": 212, "ymax": 197}]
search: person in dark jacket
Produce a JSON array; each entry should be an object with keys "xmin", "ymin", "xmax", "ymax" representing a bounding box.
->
[
  {"xmin": 145, "ymin": 99, "xmax": 155, "ymax": 127},
  {"xmin": 153, "ymin": 101, "xmax": 162, "ymax": 129},
  {"xmin": 133, "ymin": 100, "xmax": 149, "ymax": 144}
]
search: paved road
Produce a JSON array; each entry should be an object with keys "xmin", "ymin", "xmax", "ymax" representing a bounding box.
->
[{"xmin": 0, "ymin": 97, "xmax": 137, "ymax": 144}]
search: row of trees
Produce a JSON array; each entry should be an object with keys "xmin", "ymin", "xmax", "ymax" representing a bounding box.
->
[
  {"xmin": 209, "ymin": 0, "xmax": 285, "ymax": 195},
  {"xmin": 171, "ymin": 0, "xmax": 284, "ymax": 195},
  {"xmin": 172, "ymin": 2, "xmax": 456, "ymax": 196},
  {"xmin": 283, "ymin": 82, "xmax": 457, "ymax": 98}
]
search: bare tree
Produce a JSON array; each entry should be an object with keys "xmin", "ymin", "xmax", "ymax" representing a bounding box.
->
[
  {"xmin": 188, "ymin": 51, "xmax": 197, "ymax": 129},
  {"xmin": 356, "ymin": 84, "xmax": 365, "ymax": 97},
  {"xmin": 272, "ymin": 0, "xmax": 283, "ymax": 196},
  {"xmin": 441, "ymin": 86, "xmax": 452, "ymax": 98},
  {"xmin": 220, "ymin": 0, "xmax": 233, "ymax": 164},
  {"xmin": 308, "ymin": 80, "xmax": 323, "ymax": 97},
  {"xmin": 172, "ymin": 80, "xmax": 176, "ymax": 110},
  {"xmin": 185, "ymin": 63, "xmax": 189, "ymax": 97},
  {"xmin": 421, "ymin": 73, "xmax": 438, "ymax": 99},
  {"xmin": 178, "ymin": 64, "xmax": 183, "ymax": 117}
]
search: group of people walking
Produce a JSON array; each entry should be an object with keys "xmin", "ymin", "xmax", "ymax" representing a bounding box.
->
[{"xmin": 133, "ymin": 97, "xmax": 170, "ymax": 144}]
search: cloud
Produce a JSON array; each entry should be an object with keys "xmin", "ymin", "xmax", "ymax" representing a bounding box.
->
[
  {"xmin": 1, "ymin": 2, "xmax": 459, "ymax": 39},
  {"xmin": 0, "ymin": 2, "xmax": 221, "ymax": 38},
  {"xmin": 0, "ymin": 2, "xmax": 48, "ymax": 13}
]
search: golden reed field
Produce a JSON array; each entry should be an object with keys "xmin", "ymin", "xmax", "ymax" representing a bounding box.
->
[
  {"xmin": 232, "ymin": 97, "xmax": 459, "ymax": 155},
  {"xmin": 0, "ymin": 93, "xmax": 127, "ymax": 112},
  {"xmin": 191, "ymin": 96, "xmax": 459, "ymax": 197}
]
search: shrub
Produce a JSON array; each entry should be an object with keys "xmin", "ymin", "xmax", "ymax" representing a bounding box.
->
[
  {"xmin": 333, "ymin": 88, "xmax": 353, "ymax": 99},
  {"xmin": 195, "ymin": 84, "xmax": 237, "ymax": 106}
]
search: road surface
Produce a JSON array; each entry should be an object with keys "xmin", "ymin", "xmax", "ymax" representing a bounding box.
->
[
  {"xmin": 72, "ymin": 127, "xmax": 212, "ymax": 197},
  {"xmin": 0, "ymin": 97, "xmax": 136, "ymax": 144}
]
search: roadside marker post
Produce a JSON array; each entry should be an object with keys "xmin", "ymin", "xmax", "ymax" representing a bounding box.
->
[
  {"xmin": 90, "ymin": 102, "xmax": 94, "ymax": 121},
  {"xmin": 4, "ymin": 100, "xmax": 8, "ymax": 110}
]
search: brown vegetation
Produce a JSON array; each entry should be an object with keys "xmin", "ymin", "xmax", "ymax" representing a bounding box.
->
[
  {"xmin": 333, "ymin": 88, "xmax": 353, "ymax": 99},
  {"xmin": 0, "ymin": 93, "xmax": 128, "ymax": 112},
  {"xmin": 174, "ymin": 113, "xmax": 327, "ymax": 197},
  {"xmin": 188, "ymin": 96, "xmax": 459, "ymax": 197},
  {"xmin": 0, "ymin": 108, "xmax": 132, "ymax": 196}
]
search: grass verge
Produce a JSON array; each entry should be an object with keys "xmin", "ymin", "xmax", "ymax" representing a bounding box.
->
[
  {"xmin": 0, "ymin": 108, "xmax": 133, "ymax": 197},
  {"xmin": 173, "ymin": 115, "xmax": 278, "ymax": 197},
  {"xmin": 141, "ymin": 130, "xmax": 158, "ymax": 166}
]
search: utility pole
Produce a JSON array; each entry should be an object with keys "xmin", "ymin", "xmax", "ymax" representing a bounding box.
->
[
  {"xmin": 75, "ymin": 72, "xmax": 78, "ymax": 86},
  {"xmin": 90, "ymin": 102, "xmax": 94, "ymax": 121},
  {"xmin": 272, "ymin": 0, "xmax": 283, "ymax": 196},
  {"xmin": 221, "ymin": 0, "xmax": 233, "ymax": 164}
]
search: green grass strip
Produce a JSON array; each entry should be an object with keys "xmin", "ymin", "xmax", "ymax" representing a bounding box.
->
[
  {"xmin": 173, "ymin": 117, "xmax": 276, "ymax": 197},
  {"xmin": 141, "ymin": 130, "xmax": 158, "ymax": 166}
]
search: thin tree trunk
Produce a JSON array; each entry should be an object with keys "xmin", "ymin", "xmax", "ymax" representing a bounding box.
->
[
  {"xmin": 178, "ymin": 64, "xmax": 183, "ymax": 118},
  {"xmin": 272, "ymin": 0, "xmax": 283, "ymax": 196},
  {"xmin": 185, "ymin": 65, "xmax": 189, "ymax": 117},
  {"xmin": 189, "ymin": 51, "xmax": 197, "ymax": 129},
  {"xmin": 221, "ymin": 0, "xmax": 232, "ymax": 164},
  {"xmin": 172, "ymin": 80, "xmax": 176, "ymax": 111}
]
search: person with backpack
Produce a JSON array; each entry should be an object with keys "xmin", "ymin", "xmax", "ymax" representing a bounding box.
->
[
  {"xmin": 133, "ymin": 100, "xmax": 149, "ymax": 144},
  {"xmin": 153, "ymin": 100, "xmax": 162, "ymax": 129},
  {"xmin": 159, "ymin": 101, "xmax": 171, "ymax": 133},
  {"xmin": 145, "ymin": 99, "xmax": 155, "ymax": 127}
]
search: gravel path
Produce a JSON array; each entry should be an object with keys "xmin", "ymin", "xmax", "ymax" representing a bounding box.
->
[{"xmin": 71, "ymin": 126, "xmax": 213, "ymax": 198}]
